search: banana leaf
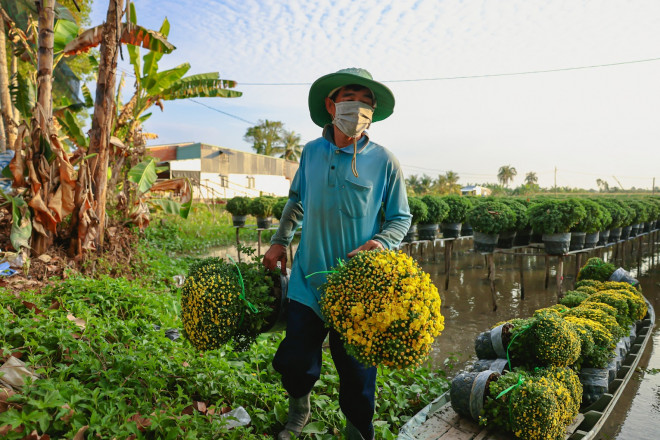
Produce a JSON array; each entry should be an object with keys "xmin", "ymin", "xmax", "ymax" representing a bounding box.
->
[
  {"xmin": 63, "ymin": 22, "xmax": 175, "ymax": 56},
  {"xmin": 128, "ymin": 159, "xmax": 157, "ymax": 195},
  {"xmin": 163, "ymin": 77, "xmax": 242, "ymax": 100}
]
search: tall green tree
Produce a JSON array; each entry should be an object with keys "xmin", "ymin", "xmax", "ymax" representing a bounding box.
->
[
  {"xmin": 277, "ymin": 130, "xmax": 303, "ymax": 161},
  {"xmin": 497, "ymin": 165, "xmax": 517, "ymax": 188},
  {"xmin": 244, "ymin": 120, "xmax": 285, "ymax": 156},
  {"xmin": 524, "ymin": 171, "xmax": 538, "ymax": 185}
]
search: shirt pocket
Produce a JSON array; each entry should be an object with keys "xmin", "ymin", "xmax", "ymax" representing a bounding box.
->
[{"xmin": 340, "ymin": 177, "xmax": 373, "ymax": 218}]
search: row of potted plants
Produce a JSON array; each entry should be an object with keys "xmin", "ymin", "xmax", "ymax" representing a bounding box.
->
[
  {"xmin": 406, "ymin": 195, "xmax": 660, "ymax": 255},
  {"xmin": 225, "ymin": 195, "xmax": 288, "ymax": 229},
  {"xmin": 449, "ymin": 258, "xmax": 648, "ymax": 439}
]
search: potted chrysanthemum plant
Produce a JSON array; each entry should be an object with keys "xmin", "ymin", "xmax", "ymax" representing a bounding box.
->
[
  {"xmin": 180, "ymin": 245, "xmax": 288, "ymax": 351},
  {"xmin": 226, "ymin": 196, "xmax": 252, "ymax": 227},
  {"xmin": 319, "ymin": 249, "xmax": 444, "ymax": 369},
  {"xmin": 465, "ymin": 199, "xmax": 516, "ymax": 254}
]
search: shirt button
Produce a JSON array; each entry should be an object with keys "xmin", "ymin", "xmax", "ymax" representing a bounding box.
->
[
  {"xmin": 335, "ymin": 150, "xmax": 339, "ymax": 154},
  {"xmin": 331, "ymin": 166, "xmax": 335, "ymax": 170}
]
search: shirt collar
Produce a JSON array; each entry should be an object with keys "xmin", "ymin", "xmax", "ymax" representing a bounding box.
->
[{"xmin": 322, "ymin": 124, "xmax": 370, "ymax": 153}]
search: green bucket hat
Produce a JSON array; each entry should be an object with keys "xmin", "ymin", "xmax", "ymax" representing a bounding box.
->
[{"xmin": 308, "ymin": 67, "xmax": 395, "ymax": 128}]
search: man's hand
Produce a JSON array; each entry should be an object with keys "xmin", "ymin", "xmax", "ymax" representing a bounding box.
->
[
  {"xmin": 347, "ymin": 240, "xmax": 384, "ymax": 258},
  {"xmin": 263, "ymin": 244, "xmax": 288, "ymax": 275}
]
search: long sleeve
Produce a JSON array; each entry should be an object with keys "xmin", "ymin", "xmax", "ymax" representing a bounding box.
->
[
  {"xmin": 372, "ymin": 165, "xmax": 411, "ymax": 249},
  {"xmin": 270, "ymin": 199, "xmax": 304, "ymax": 246}
]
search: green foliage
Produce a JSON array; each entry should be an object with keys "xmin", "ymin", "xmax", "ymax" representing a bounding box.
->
[
  {"xmin": 465, "ymin": 199, "xmax": 516, "ymax": 234},
  {"xmin": 577, "ymin": 257, "xmax": 616, "ymax": 282},
  {"xmin": 500, "ymin": 198, "xmax": 529, "ymax": 230},
  {"xmin": 248, "ymin": 196, "xmax": 277, "ymax": 218},
  {"xmin": 571, "ymin": 199, "xmax": 609, "ymax": 233},
  {"xmin": 226, "ymin": 196, "xmax": 252, "ymax": 216},
  {"xmin": 272, "ymin": 197, "xmax": 289, "ymax": 221},
  {"xmin": 181, "ymin": 247, "xmax": 277, "ymax": 351},
  {"xmin": 441, "ymin": 195, "xmax": 472, "ymax": 223},
  {"xmin": 0, "ymin": 272, "xmax": 448, "ymax": 439},
  {"xmin": 527, "ymin": 199, "xmax": 587, "ymax": 234},
  {"xmin": 559, "ymin": 291, "xmax": 589, "ymax": 308},
  {"xmin": 418, "ymin": 195, "xmax": 449, "ymax": 224},
  {"xmin": 407, "ymin": 196, "xmax": 428, "ymax": 225}
]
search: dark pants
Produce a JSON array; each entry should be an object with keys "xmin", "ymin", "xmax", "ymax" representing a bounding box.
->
[{"xmin": 273, "ymin": 300, "xmax": 376, "ymax": 439}]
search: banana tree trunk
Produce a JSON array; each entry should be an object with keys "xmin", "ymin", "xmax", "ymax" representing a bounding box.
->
[
  {"xmin": 70, "ymin": 0, "xmax": 123, "ymax": 254},
  {"xmin": 30, "ymin": 0, "xmax": 56, "ymax": 255},
  {"xmin": 0, "ymin": 13, "xmax": 17, "ymax": 151}
]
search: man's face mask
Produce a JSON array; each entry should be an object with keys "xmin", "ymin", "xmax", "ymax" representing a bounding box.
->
[{"xmin": 332, "ymin": 101, "xmax": 375, "ymax": 138}]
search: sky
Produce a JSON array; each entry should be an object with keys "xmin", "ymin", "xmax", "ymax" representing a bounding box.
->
[{"xmin": 89, "ymin": 0, "xmax": 660, "ymax": 190}]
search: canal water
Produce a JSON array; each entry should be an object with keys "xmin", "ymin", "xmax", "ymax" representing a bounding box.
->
[{"xmin": 209, "ymin": 232, "xmax": 660, "ymax": 439}]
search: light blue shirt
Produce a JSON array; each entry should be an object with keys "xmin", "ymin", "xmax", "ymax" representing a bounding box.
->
[{"xmin": 271, "ymin": 127, "xmax": 412, "ymax": 319}]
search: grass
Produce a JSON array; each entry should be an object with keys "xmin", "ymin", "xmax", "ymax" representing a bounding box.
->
[{"xmin": 0, "ymin": 205, "xmax": 449, "ymax": 439}]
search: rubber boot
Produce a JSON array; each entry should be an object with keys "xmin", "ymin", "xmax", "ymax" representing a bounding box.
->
[
  {"xmin": 277, "ymin": 393, "xmax": 311, "ymax": 440},
  {"xmin": 345, "ymin": 418, "xmax": 374, "ymax": 440}
]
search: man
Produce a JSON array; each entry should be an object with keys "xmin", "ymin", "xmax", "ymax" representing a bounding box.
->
[{"xmin": 262, "ymin": 67, "xmax": 411, "ymax": 440}]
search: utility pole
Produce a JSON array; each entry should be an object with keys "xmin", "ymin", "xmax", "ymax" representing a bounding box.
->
[{"xmin": 612, "ymin": 175, "xmax": 625, "ymax": 191}]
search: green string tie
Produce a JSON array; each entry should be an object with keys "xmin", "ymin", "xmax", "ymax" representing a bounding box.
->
[
  {"xmin": 305, "ymin": 258, "xmax": 345, "ymax": 279},
  {"xmin": 227, "ymin": 256, "xmax": 259, "ymax": 316},
  {"xmin": 495, "ymin": 373, "xmax": 525, "ymax": 400}
]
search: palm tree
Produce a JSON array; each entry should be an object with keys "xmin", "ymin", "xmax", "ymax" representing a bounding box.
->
[
  {"xmin": 419, "ymin": 174, "xmax": 434, "ymax": 195},
  {"xmin": 406, "ymin": 175, "xmax": 420, "ymax": 194},
  {"xmin": 524, "ymin": 172, "xmax": 538, "ymax": 185},
  {"xmin": 434, "ymin": 170, "xmax": 460, "ymax": 194},
  {"xmin": 278, "ymin": 130, "xmax": 303, "ymax": 162},
  {"xmin": 497, "ymin": 165, "xmax": 517, "ymax": 188},
  {"xmin": 596, "ymin": 179, "xmax": 609, "ymax": 192}
]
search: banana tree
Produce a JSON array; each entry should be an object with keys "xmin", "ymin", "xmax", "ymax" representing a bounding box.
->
[{"xmin": 126, "ymin": 158, "xmax": 191, "ymax": 229}]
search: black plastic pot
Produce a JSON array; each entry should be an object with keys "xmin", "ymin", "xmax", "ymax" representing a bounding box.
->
[
  {"xmin": 473, "ymin": 231, "xmax": 498, "ymax": 254},
  {"xmin": 256, "ymin": 216, "xmax": 273, "ymax": 229},
  {"xmin": 598, "ymin": 229, "xmax": 610, "ymax": 246},
  {"xmin": 621, "ymin": 225, "xmax": 632, "ymax": 240},
  {"xmin": 472, "ymin": 358, "xmax": 509, "ymax": 374},
  {"xmin": 231, "ymin": 214, "xmax": 248, "ymax": 227},
  {"xmin": 441, "ymin": 222, "xmax": 462, "ymax": 238},
  {"xmin": 542, "ymin": 232, "xmax": 571, "ymax": 255},
  {"xmin": 630, "ymin": 224, "xmax": 641, "ymax": 237},
  {"xmin": 450, "ymin": 370, "xmax": 500, "ymax": 420},
  {"xmin": 417, "ymin": 223, "xmax": 439, "ymax": 241},
  {"xmin": 584, "ymin": 231, "xmax": 599, "ymax": 248},
  {"xmin": 496, "ymin": 230, "xmax": 517, "ymax": 249},
  {"xmin": 461, "ymin": 223, "xmax": 474, "ymax": 236},
  {"xmin": 403, "ymin": 224, "xmax": 417, "ymax": 243},
  {"xmin": 569, "ymin": 231, "xmax": 586, "ymax": 252},
  {"xmin": 609, "ymin": 227, "xmax": 622, "ymax": 242},
  {"xmin": 513, "ymin": 228, "xmax": 532, "ymax": 246},
  {"xmin": 530, "ymin": 230, "xmax": 544, "ymax": 244},
  {"xmin": 643, "ymin": 222, "xmax": 652, "ymax": 233},
  {"xmin": 474, "ymin": 323, "xmax": 511, "ymax": 359}
]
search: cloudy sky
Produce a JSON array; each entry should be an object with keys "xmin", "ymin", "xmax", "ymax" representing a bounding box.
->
[{"xmin": 90, "ymin": 0, "xmax": 660, "ymax": 190}]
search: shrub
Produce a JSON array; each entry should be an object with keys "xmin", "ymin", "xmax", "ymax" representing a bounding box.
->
[
  {"xmin": 408, "ymin": 196, "xmax": 428, "ymax": 225},
  {"xmin": 576, "ymin": 257, "xmax": 616, "ymax": 282},
  {"xmin": 441, "ymin": 195, "xmax": 472, "ymax": 223},
  {"xmin": 465, "ymin": 199, "xmax": 516, "ymax": 234},
  {"xmin": 501, "ymin": 198, "xmax": 529, "ymax": 231},
  {"xmin": 559, "ymin": 290, "xmax": 589, "ymax": 308},
  {"xmin": 419, "ymin": 194, "xmax": 450, "ymax": 224},
  {"xmin": 572, "ymin": 199, "xmax": 609, "ymax": 233},
  {"xmin": 226, "ymin": 196, "xmax": 251, "ymax": 216},
  {"xmin": 248, "ymin": 196, "xmax": 278, "ymax": 218},
  {"xmin": 527, "ymin": 199, "xmax": 586, "ymax": 234},
  {"xmin": 272, "ymin": 197, "xmax": 289, "ymax": 220}
]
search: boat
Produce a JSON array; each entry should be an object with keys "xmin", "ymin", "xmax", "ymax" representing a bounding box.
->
[{"xmin": 398, "ymin": 298, "xmax": 655, "ymax": 440}]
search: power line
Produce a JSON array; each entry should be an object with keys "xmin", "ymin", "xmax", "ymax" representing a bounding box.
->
[{"xmin": 240, "ymin": 56, "xmax": 660, "ymax": 86}]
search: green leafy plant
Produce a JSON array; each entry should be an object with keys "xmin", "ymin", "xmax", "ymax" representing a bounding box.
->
[
  {"xmin": 248, "ymin": 196, "xmax": 277, "ymax": 218},
  {"xmin": 465, "ymin": 199, "xmax": 516, "ymax": 234},
  {"xmin": 441, "ymin": 195, "xmax": 472, "ymax": 223},
  {"xmin": 226, "ymin": 196, "xmax": 252, "ymax": 216},
  {"xmin": 407, "ymin": 196, "xmax": 428, "ymax": 225},
  {"xmin": 571, "ymin": 199, "xmax": 609, "ymax": 233},
  {"xmin": 576, "ymin": 257, "xmax": 616, "ymax": 282},
  {"xmin": 180, "ymin": 246, "xmax": 279, "ymax": 351},
  {"xmin": 272, "ymin": 197, "xmax": 289, "ymax": 221},
  {"xmin": 500, "ymin": 198, "xmax": 529, "ymax": 231},
  {"xmin": 527, "ymin": 199, "xmax": 586, "ymax": 234},
  {"xmin": 418, "ymin": 195, "xmax": 449, "ymax": 224}
]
